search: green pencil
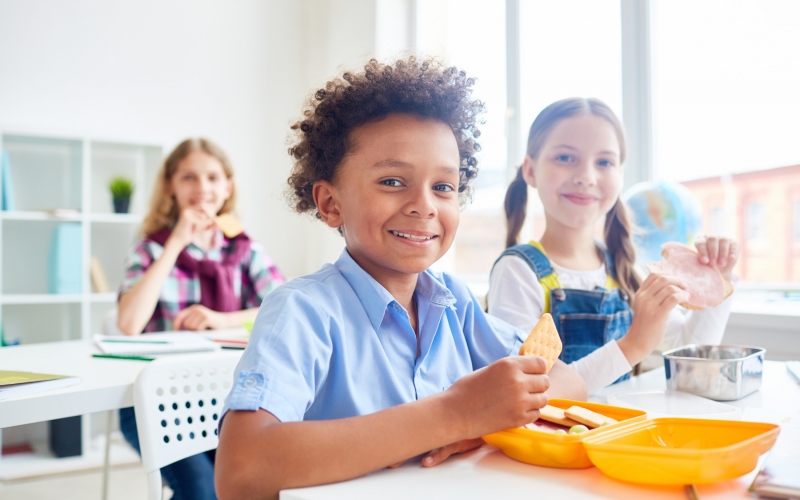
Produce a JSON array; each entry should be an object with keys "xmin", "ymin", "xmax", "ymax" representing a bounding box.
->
[{"xmin": 92, "ymin": 353, "xmax": 155, "ymax": 361}]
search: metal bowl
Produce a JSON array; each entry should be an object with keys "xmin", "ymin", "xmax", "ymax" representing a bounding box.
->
[{"xmin": 662, "ymin": 345, "xmax": 765, "ymax": 401}]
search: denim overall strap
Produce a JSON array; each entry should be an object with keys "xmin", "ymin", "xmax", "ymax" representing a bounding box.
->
[
  {"xmin": 549, "ymin": 243, "xmax": 634, "ymax": 383},
  {"xmin": 491, "ymin": 243, "xmax": 562, "ymax": 313}
]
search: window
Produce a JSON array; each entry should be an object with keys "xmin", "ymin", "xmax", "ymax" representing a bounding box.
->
[
  {"xmin": 746, "ymin": 203, "xmax": 767, "ymax": 242},
  {"xmin": 794, "ymin": 200, "xmax": 800, "ymax": 242},
  {"xmin": 416, "ymin": 0, "xmax": 507, "ymax": 279},
  {"xmin": 709, "ymin": 206, "xmax": 725, "ymax": 236},
  {"xmin": 651, "ymin": 0, "xmax": 800, "ymax": 283},
  {"xmin": 417, "ymin": 0, "xmax": 622, "ymax": 282}
]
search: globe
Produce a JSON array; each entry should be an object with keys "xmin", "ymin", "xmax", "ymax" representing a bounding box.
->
[{"xmin": 622, "ymin": 181, "xmax": 703, "ymax": 265}]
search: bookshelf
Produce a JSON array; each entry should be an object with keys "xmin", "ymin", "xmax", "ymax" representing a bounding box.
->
[{"xmin": 0, "ymin": 130, "xmax": 162, "ymax": 477}]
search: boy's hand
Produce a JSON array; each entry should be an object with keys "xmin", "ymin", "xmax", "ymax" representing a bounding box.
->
[
  {"xmin": 421, "ymin": 438, "xmax": 484, "ymax": 467},
  {"xmin": 443, "ymin": 356, "xmax": 549, "ymax": 440},
  {"xmin": 386, "ymin": 438, "xmax": 484, "ymax": 469},
  {"xmin": 173, "ymin": 304, "xmax": 225, "ymax": 331},
  {"xmin": 695, "ymin": 236, "xmax": 739, "ymax": 280},
  {"xmin": 618, "ymin": 272, "xmax": 689, "ymax": 365},
  {"xmin": 166, "ymin": 207, "xmax": 215, "ymax": 251}
]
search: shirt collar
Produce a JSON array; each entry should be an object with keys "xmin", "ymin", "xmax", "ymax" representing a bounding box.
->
[{"xmin": 334, "ymin": 249, "xmax": 456, "ymax": 331}]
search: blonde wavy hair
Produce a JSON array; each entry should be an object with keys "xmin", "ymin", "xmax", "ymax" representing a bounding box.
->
[{"xmin": 141, "ymin": 138, "xmax": 237, "ymax": 237}]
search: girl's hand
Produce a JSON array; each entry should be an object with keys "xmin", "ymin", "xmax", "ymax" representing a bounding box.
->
[
  {"xmin": 443, "ymin": 356, "xmax": 550, "ymax": 440},
  {"xmin": 173, "ymin": 305, "xmax": 225, "ymax": 331},
  {"xmin": 166, "ymin": 207, "xmax": 215, "ymax": 251},
  {"xmin": 695, "ymin": 236, "xmax": 739, "ymax": 280},
  {"xmin": 618, "ymin": 272, "xmax": 689, "ymax": 365}
]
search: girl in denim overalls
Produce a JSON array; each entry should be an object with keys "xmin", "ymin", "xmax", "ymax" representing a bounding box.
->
[{"xmin": 488, "ymin": 98, "xmax": 739, "ymax": 394}]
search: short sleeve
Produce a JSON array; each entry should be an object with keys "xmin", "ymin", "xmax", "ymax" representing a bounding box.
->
[
  {"xmin": 118, "ymin": 240, "xmax": 156, "ymax": 297},
  {"xmin": 242, "ymin": 242, "xmax": 286, "ymax": 309},
  {"xmin": 222, "ymin": 282, "xmax": 333, "ymax": 423},
  {"xmin": 442, "ymin": 273, "xmax": 527, "ymax": 370}
]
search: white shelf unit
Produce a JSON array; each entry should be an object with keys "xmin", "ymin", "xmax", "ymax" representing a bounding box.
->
[{"xmin": 0, "ymin": 131, "xmax": 162, "ymax": 477}]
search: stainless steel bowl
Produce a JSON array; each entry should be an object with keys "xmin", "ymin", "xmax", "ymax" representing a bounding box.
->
[{"xmin": 662, "ymin": 345, "xmax": 765, "ymax": 401}]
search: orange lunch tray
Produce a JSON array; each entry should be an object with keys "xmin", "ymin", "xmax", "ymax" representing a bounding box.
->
[
  {"xmin": 581, "ymin": 418, "xmax": 780, "ymax": 485},
  {"xmin": 481, "ymin": 399, "xmax": 647, "ymax": 469}
]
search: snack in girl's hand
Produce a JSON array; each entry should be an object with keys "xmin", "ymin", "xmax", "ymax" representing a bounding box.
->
[
  {"xmin": 519, "ymin": 313, "xmax": 562, "ymax": 373},
  {"xmin": 648, "ymin": 242, "xmax": 733, "ymax": 310},
  {"xmin": 216, "ymin": 213, "xmax": 244, "ymax": 238},
  {"xmin": 564, "ymin": 406, "xmax": 617, "ymax": 428}
]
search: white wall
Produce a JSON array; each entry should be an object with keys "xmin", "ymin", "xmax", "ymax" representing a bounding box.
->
[
  {"xmin": 0, "ymin": 0, "xmax": 421, "ymax": 278},
  {"xmin": 0, "ymin": 0, "xmax": 310, "ymax": 276}
]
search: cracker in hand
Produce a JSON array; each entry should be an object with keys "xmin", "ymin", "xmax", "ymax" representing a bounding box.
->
[
  {"xmin": 519, "ymin": 313, "xmax": 562, "ymax": 373},
  {"xmin": 216, "ymin": 213, "xmax": 244, "ymax": 238}
]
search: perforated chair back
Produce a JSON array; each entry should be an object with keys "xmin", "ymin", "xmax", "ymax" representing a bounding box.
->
[{"xmin": 133, "ymin": 351, "xmax": 240, "ymax": 500}]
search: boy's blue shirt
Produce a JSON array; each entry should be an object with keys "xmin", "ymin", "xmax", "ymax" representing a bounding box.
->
[{"xmin": 222, "ymin": 249, "xmax": 526, "ymax": 423}]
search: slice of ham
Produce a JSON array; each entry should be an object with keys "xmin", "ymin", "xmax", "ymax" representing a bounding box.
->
[{"xmin": 647, "ymin": 242, "xmax": 734, "ymax": 310}]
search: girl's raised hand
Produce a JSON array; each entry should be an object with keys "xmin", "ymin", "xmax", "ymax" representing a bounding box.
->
[
  {"xmin": 166, "ymin": 207, "xmax": 216, "ymax": 251},
  {"xmin": 695, "ymin": 236, "xmax": 739, "ymax": 280},
  {"xmin": 618, "ymin": 272, "xmax": 689, "ymax": 366},
  {"xmin": 442, "ymin": 356, "xmax": 549, "ymax": 440}
]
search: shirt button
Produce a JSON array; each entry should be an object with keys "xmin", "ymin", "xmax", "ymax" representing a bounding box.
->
[
  {"xmin": 393, "ymin": 303, "xmax": 401, "ymax": 312},
  {"xmin": 244, "ymin": 376, "xmax": 257, "ymax": 388}
]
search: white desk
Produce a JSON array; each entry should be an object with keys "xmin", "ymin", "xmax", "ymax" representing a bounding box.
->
[
  {"xmin": 0, "ymin": 340, "xmax": 242, "ymax": 429},
  {"xmin": 0, "ymin": 340, "xmax": 241, "ymax": 481},
  {"xmin": 282, "ymin": 361, "xmax": 800, "ymax": 500}
]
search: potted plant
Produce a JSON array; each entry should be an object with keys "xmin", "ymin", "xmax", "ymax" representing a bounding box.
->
[{"xmin": 109, "ymin": 176, "xmax": 134, "ymax": 214}]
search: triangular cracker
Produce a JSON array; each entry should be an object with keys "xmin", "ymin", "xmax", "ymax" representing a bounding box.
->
[
  {"xmin": 519, "ymin": 313, "xmax": 562, "ymax": 373},
  {"xmin": 216, "ymin": 213, "xmax": 244, "ymax": 238}
]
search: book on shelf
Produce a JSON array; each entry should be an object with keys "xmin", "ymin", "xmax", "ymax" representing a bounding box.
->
[
  {"xmin": 90, "ymin": 256, "xmax": 110, "ymax": 293},
  {"xmin": 1, "ymin": 150, "xmax": 15, "ymax": 211},
  {"xmin": 0, "ymin": 370, "xmax": 81, "ymax": 401},
  {"xmin": 48, "ymin": 223, "xmax": 82, "ymax": 294},
  {"xmin": 93, "ymin": 332, "xmax": 220, "ymax": 356}
]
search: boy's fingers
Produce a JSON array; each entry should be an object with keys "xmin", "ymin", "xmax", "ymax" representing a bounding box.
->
[
  {"xmin": 518, "ymin": 355, "xmax": 547, "ymax": 374},
  {"xmin": 421, "ymin": 439, "xmax": 483, "ymax": 468},
  {"xmin": 524, "ymin": 374, "xmax": 550, "ymax": 395}
]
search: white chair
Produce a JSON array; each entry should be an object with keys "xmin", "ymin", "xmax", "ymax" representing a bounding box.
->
[{"xmin": 133, "ymin": 352, "xmax": 240, "ymax": 500}]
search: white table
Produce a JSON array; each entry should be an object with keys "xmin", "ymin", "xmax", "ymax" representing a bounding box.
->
[
  {"xmin": 0, "ymin": 340, "xmax": 241, "ymax": 485},
  {"xmin": 282, "ymin": 361, "xmax": 800, "ymax": 500},
  {"xmin": 0, "ymin": 339, "xmax": 242, "ymax": 429}
]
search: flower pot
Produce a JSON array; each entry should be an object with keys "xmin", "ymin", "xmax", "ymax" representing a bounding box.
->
[{"xmin": 113, "ymin": 197, "xmax": 130, "ymax": 214}]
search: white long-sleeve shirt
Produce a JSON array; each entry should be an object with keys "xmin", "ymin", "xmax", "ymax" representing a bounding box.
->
[{"xmin": 488, "ymin": 255, "xmax": 734, "ymax": 394}]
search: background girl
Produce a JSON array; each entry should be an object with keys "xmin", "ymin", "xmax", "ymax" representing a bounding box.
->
[
  {"xmin": 116, "ymin": 137, "xmax": 285, "ymax": 500},
  {"xmin": 488, "ymin": 98, "xmax": 738, "ymax": 394}
]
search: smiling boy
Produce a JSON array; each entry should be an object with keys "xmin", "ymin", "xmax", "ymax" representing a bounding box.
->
[{"xmin": 215, "ymin": 58, "xmax": 586, "ymax": 500}]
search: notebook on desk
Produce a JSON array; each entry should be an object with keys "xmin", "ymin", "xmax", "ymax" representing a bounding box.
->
[
  {"xmin": 93, "ymin": 332, "xmax": 220, "ymax": 356},
  {"xmin": 0, "ymin": 371, "xmax": 81, "ymax": 401}
]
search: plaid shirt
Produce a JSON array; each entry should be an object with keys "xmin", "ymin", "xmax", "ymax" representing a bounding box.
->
[{"xmin": 119, "ymin": 229, "xmax": 286, "ymax": 333}]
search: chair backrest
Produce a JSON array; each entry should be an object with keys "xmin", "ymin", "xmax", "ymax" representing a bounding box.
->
[{"xmin": 133, "ymin": 351, "xmax": 241, "ymax": 474}]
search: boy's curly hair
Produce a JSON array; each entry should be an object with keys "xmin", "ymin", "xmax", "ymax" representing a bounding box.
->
[{"xmin": 287, "ymin": 56, "xmax": 485, "ymax": 219}]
